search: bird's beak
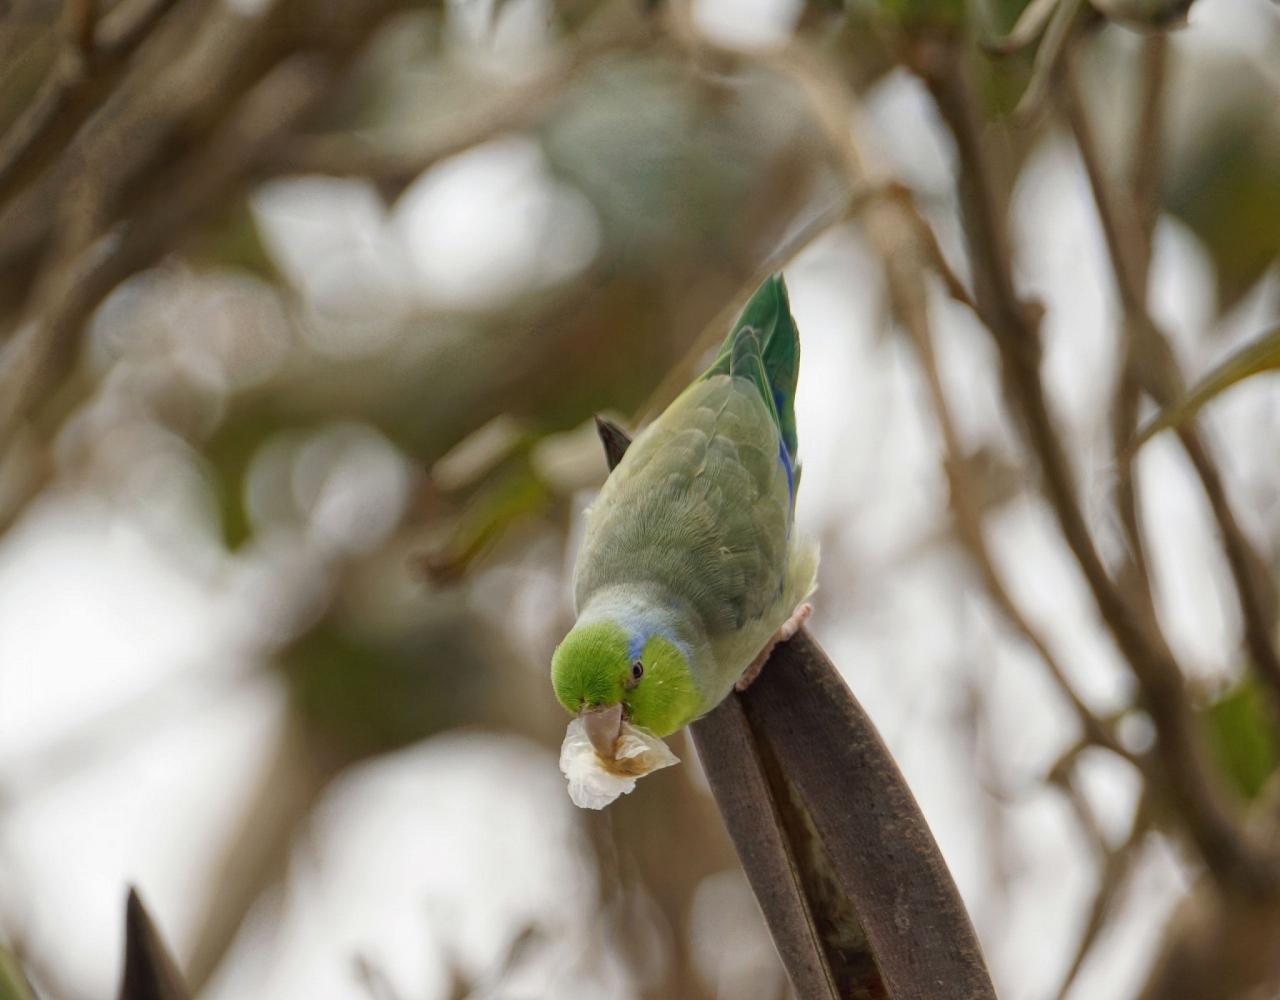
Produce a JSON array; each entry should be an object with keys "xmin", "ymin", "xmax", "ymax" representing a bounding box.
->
[{"xmin": 580, "ymin": 703, "xmax": 624, "ymax": 759}]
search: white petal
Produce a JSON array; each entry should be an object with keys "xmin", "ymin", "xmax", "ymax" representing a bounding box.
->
[{"xmin": 559, "ymin": 718, "xmax": 679, "ymax": 810}]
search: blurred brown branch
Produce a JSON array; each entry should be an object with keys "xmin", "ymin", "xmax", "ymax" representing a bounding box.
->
[
  {"xmin": 0, "ymin": 0, "xmax": 187, "ymax": 212},
  {"xmin": 257, "ymin": 27, "xmax": 650, "ymax": 188},
  {"xmin": 845, "ymin": 110, "xmax": 1135, "ymax": 766},
  {"xmin": 0, "ymin": 0, "xmax": 430, "ymax": 448},
  {"xmin": 1060, "ymin": 49, "xmax": 1280, "ymax": 721},
  {"xmin": 0, "ymin": 55, "xmax": 330, "ymax": 451},
  {"xmin": 914, "ymin": 41, "xmax": 1280, "ymax": 898}
]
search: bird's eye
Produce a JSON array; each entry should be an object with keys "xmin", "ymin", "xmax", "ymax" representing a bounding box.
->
[{"xmin": 631, "ymin": 661, "xmax": 644, "ymax": 681}]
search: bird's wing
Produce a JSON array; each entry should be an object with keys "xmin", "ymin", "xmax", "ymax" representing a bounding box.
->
[{"xmin": 575, "ymin": 374, "xmax": 792, "ymax": 635}]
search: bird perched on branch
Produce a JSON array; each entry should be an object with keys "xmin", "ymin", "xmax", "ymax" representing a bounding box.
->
[{"xmin": 552, "ymin": 274, "xmax": 818, "ymax": 807}]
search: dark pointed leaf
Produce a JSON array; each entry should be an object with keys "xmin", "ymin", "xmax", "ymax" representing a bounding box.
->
[{"xmin": 118, "ymin": 888, "xmax": 189, "ymax": 1000}]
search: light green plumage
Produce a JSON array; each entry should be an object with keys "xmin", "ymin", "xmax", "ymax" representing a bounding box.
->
[{"xmin": 551, "ymin": 275, "xmax": 818, "ymax": 738}]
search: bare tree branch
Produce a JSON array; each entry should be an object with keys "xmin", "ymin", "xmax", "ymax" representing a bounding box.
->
[
  {"xmin": 849, "ymin": 128, "xmax": 1134, "ymax": 766},
  {"xmin": 1052, "ymin": 788, "xmax": 1152, "ymax": 1000},
  {"xmin": 0, "ymin": 56, "xmax": 332, "ymax": 455},
  {"xmin": 257, "ymin": 30, "xmax": 647, "ymax": 186},
  {"xmin": 1108, "ymin": 34, "xmax": 1169, "ymax": 668},
  {"xmin": 1060, "ymin": 49, "xmax": 1280, "ymax": 722},
  {"xmin": 0, "ymin": 0, "xmax": 458, "ymax": 461},
  {"xmin": 914, "ymin": 40, "xmax": 1280, "ymax": 898}
]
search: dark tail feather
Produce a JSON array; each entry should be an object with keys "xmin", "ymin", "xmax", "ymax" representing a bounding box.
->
[{"xmin": 704, "ymin": 274, "xmax": 801, "ymax": 458}]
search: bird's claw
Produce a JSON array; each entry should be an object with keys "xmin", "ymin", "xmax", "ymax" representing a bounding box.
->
[{"xmin": 735, "ymin": 603, "xmax": 812, "ymax": 692}]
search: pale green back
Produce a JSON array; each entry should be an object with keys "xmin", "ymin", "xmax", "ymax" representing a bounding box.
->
[{"xmin": 575, "ymin": 375, "xmax": 794, "ymax": 636}]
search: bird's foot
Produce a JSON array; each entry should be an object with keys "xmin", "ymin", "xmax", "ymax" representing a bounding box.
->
[{"xmin": 735, "ymin": 603, "xmax": 813, "ymax": 692}]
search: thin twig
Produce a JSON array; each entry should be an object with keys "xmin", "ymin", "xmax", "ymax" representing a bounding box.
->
[
  {"xmin": 1051, "ymin": 787, "xmax": 1152, "ymax": 1000},
  {"xmin": 983, "ymin": 0, "xmax": 1062, "ymax": 54},
  {"xmin": 912, "ymin": 288, "xmax": 1135, "ymax": 764},
  {"xmin": 1012, "ymin": 0, "xmax": 1086, "ymax": 125},
  {"xmin": 1130, "ymin": 35, "xmax": 1168, "ymax": 260},
  {"xmin": 1108, "ymin": 35, "xmax": 1169, "ymax": 625}
]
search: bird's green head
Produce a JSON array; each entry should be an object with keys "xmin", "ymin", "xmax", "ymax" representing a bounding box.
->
[{"xmin": 551, "ymin": 618, "xmax": 701, "ymax": 751}]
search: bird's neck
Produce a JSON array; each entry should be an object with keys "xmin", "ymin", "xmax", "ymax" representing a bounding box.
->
[{"xmin": 579, "ymin": 584, "xmax": 707, "ymax": 661}]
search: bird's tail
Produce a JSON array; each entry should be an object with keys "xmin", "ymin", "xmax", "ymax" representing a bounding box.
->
[{"xmin": 703, "ymin": 274, "xmax": 801, "ymax": 461}]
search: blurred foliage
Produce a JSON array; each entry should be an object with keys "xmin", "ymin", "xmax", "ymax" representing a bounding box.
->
[
  {"xmin": 281, "ymin": 600, "xmax": 523, "ymax": 758},
  {"xmin": 1204, "ymin": 676, "xmax": 1280, "ymax": 802},
  {"xmin": 1165, "ymin": 80, "xmax": 1280, "ymax": 313},
  {"xmin": 178, "ymin": 199, "xmax": 281, "ymax": 283},
  {"xmin": 0, "ymin": 946, "xmax": 36, "ymax": 1000}
]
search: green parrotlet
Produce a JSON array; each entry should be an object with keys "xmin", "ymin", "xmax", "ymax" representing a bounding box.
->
[{"xmin": 552, "ymin": 275, "xmax": 818, "ymax": 807}]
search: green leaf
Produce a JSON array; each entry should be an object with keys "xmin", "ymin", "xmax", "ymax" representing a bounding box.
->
[
  {"xmin": 1204, "ymin": 676, "xmax": 1279, "ymax": 801},
  {"xmin": 417, "ymin": 453, "xmax": 552, "ymax": 584},
  {"xmin": 1165, "ymin": 106, "xmax": 1280, "ymax": 314},
  {"xmin": 1134, "ymin": 326, "xmax": 1280, "ymax": 450},
  {"xmin": 0, "ymin": 944, "xmax": 36, "ymax": 1000},
  {"xmin": 179, "ymin": 199, "xmax": 279, "ymax": 282}
]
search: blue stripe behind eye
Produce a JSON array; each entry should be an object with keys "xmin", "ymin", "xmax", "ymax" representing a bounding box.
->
[{"xmin": 626, "ymin": 622, "xmax": 690, "ymax": 665}]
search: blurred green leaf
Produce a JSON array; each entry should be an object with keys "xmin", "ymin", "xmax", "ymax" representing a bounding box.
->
[
  {"xmin": 1134, "ymin": 326, "xmax": 1280, "ymax": 449},
  {"xmin": 876, "ymin": 0, "xmax": 967, "ymax": 34},
  {"xmin": 281, "ymin": 603, "xmax": 517, "ymax": 757},
  {"xmin": 1204, "ymin": 676, "xmax": 1279, "ymax": 802},
  {"xmin": 1166, "ymin": 115, "xmax": 1280, "ymax": 314},
  {"xmin": 179, "ymin": 199, "xmax": 280, "ymax": 282},
  {"xmin": 0, "ymin": 944, "xmax": 36, "ymax": 1000},
  {"xmin": 418, "ymin": 460, "xmax": 553, "ymax": 584}
]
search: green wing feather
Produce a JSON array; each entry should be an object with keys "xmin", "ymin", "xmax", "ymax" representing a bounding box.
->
[{"xmin": 702, "ymin": 274, "xmax": 801, "ymax": 461}]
